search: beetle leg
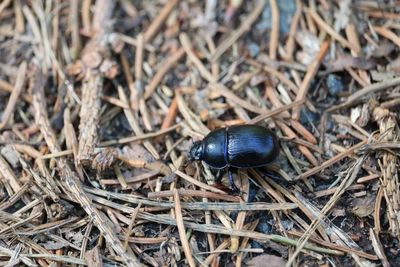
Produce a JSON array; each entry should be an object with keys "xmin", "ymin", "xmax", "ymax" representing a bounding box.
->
[
  {"xmin": 210, "ymin": 168, "xmax": 224, "ymax": 183},
  {"xmin": 228, "ymin": 169, "xmax": 239, "ymax": 192},
  {"xmin": 261, "ymin": 170, "xmax": 281, "ymax": 181}
]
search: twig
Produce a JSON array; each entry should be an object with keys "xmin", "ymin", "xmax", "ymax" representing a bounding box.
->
[
  {"xmin": 308, "ymin": 8, "xmax": 358, "ymax": 52},
  {"xmin": 173, "ymin": 189, "xmax": 196, "ymax": 267},
  {"xmin": 69, "ymin": 0, "xmax": 81, "ymax": 59},
  {"xmin": 369, "ymin": 229, "xmax": 390, "ymax": 267},
  {"xmin": 292, "ymin": 41, "xmax": 329, "ymax": 120},
  {"xmin": 335, "ymin": 77, "xmax": 400, "ymax": 109},
  {"xmin": 148, "ymin": 189, "xmax": 240, "ymax": 202},
  {"xmin": 77, "ymin": 0, "xmax": 116, "ymax": 165},
  {"xmin": 112, "ymin": 33, "xmax": 156, "ymax": 52},
  {"xmin": 249, "ymin": 100, "xmax": 305, "ymax": 124},
  {"xmin": 269, "ymin": 0, "xmax": 279, "ymax": 60},
  {"xmin": 0, "ymin": 154, "xmax": 22, "ymax": 194},
  {"xmin": 174, "ymin": 170, "xmax": 226, "ymax": 194},
  {"xmin": 211, "ymin": 0, "xmax": 265, "ymax": 61},
  {"xmin": 373, "ymin": 26, "xmax": 400, "ymax": 49},
  {"xmin": 180, "ymin": 33, "xmax": 215, "ymax": 83},
  {"xmin": 262, "ymin": 65, "xmax": 299, "ymax": 93},
  {"xmin": 294, "ymin": 140, "xmax": 366, "ymax": 180},
  {"xmin": 276, "ymin": 120, "xmax": 318, "ymax": 167},
  {"xmin": 77, "ymin": 72, "xmax": 103, "ymax": 165},
  {"xmin": 0, "ymin": 79, "xmax": 14, "ymax": 92},
  {"xmin": 118, "ymin": 86, "xmax": 160, "ymax": 159},
  {"xmin": 288, "ymin": 230, "xmax": 378, "ymax": 260},
  {"xmin": 373, "ymin": 106, "xmax": 400, "ymax": 238},
  {"xmin": 143, "ymin": 0, "xmax": 179, "ymax": 42},
  {"xmin": 81, "ymin": 0, "xmax": 91, "ymax": 35},
  {"xmin": 211, "ymin": 83, "xmax": 266, "ymax": 114},
  {"xmin": 100, "ymin": 123, "xmax": 181, "ymax": 147},
  {"xmin": 283, "ymin": 0, "xmax": 301, "ymax": 60},
  {"xmin": 0, "ymin": 61, "xmax": 27, "ymax": 130},
  {"xmin": 0, "ymin": 0, "xmax": 12, "ymax": 16},
  {"xmin": 144, "ymin": 47, "xmax": 185, "ymax": 99},
  {"xmin": 124, "ymin": 203, "xmax": 142, "ymax": 251}
]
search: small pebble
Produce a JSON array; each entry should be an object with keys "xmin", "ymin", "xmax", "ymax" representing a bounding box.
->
[
  {"xmin": 300, "ymin": 108, "xmax": 319, "ymax": 127},
  {"xmin": 251, "ymin": 240, "xmax": 263, "ymax": 249},
  {"xmin": 256, "ymin": 221, "xmax": 271, "ymax": 234},
  {"xmin": 325, "ymin": 113, "xmax": 335, "ymax": 132},
  {"xmin": 248, "ymin": 42, "xmax": 260, "ymax": 58},
  {"xmin": 256, "ymin": 0, "xmax": 296, "ymax": 34},
  {"xmin": 280, "ymin": 220, "xmax": 294, "ymax": 230},
  {"xmin": 326, "ymin": 74, "xmax": 344, "ymax": 97},
  {"xmin": 1, "ymin": 145, "xmax": 20, "ymax": 168}
]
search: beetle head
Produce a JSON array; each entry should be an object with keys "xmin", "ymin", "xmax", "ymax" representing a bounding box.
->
[{"xmin": 188, "ymin": 141, "xmax": 203, "ymax": 161}]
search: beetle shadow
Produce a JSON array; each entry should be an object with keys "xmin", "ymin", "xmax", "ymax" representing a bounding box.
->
[{"xmin": 254, "ymin": 167, "xmax": 296, "ymax": 187}]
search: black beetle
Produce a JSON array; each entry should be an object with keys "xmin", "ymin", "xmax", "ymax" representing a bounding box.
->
[{"xmin": 188, "ymin": 125, "xmax": 279, "ymax": 190}]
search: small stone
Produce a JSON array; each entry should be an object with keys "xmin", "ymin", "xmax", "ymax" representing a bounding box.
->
[
  {"xmin": 1, "ymin": 145, "xmax": 19, "ymax": 168},
  {"xmin": 300, "ymin": 108, "xmax": 319, "ymax": 127},
  {"xmin": 256, "ymin": 221, "xmax": 271, "ymax": 234},
  {"xmin": 256, "ymin": 0, "xmax": 296, "ymax": 35},
  {"xmin": 251, "ymin": 240, "xmax": 263, "ymax": 249},
  {"xmin": 281, "ymin": 220, "xmax": 294, "ymax": 230},
  {"xmin": 326, "ymin": 74, "xmax": 344, "ymax": 96},
  {"xmin": 248, "ymin": 42, "xmax": 260, "ymax": 58}
]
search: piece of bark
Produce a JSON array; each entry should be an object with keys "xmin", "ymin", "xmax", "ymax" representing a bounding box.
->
[
  {"xmin": 76, "ymin": 0, "xmax": 117, "ymax": 167},
  {"xmin": 372, "ymin": 107, "xmax": 400, "ymax": 239}
]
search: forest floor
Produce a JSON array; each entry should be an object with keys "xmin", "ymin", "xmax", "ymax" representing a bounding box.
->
[{"xmin": 0, "ymin": 0, "xmax": 399, "ymax": 266}]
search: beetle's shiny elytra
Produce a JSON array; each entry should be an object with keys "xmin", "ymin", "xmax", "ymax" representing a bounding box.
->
[{"xmin": 189, "ymin": 125, "xmax": 279, "ymax": 169}]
